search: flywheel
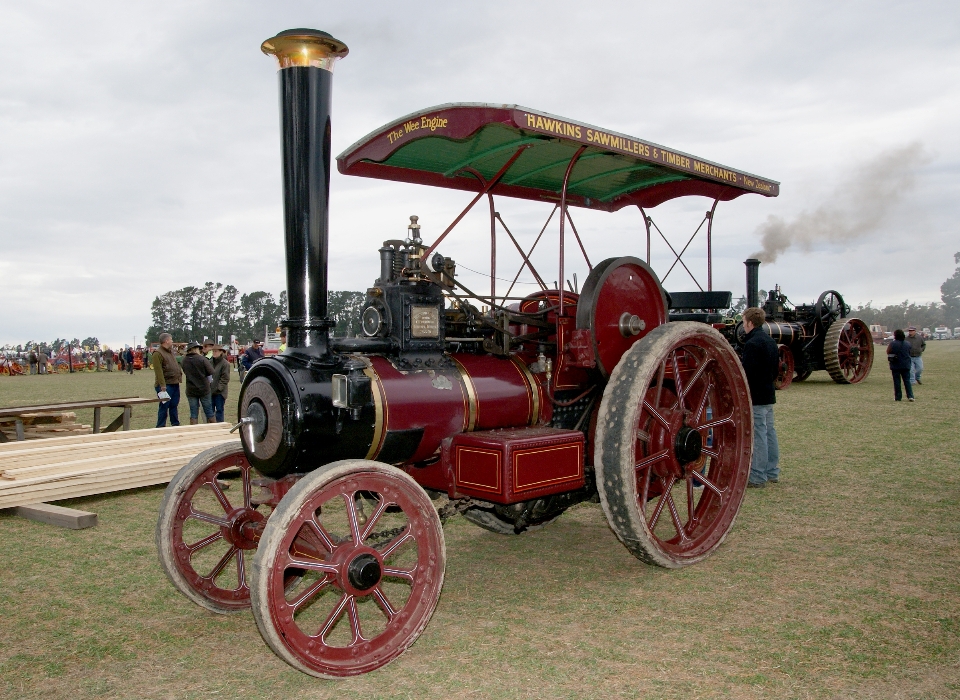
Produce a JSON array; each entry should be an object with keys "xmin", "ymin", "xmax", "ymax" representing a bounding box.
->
[{"xmin": 575, "ymin": 257, "xmax": 668, "ymax": 377}]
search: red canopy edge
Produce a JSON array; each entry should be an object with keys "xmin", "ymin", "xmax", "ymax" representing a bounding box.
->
[{"xmin": 336, "ymin": 103, "xmax": 779, "ymax": 211}]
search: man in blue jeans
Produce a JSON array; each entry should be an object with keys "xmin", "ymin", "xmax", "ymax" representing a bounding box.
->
[
  {"xmin": 905, "ymin": 326, "xmax": 925, "ymax": 385},
  {"xmin": 741, "ymin": 307, "xmax": 781, "ymax": 488},
  {"xmin": 150, "ymin": 333, "xmax": 184, "ymax": 427}
]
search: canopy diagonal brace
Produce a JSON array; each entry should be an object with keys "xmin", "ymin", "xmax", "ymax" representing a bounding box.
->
[
  {"xmin": 504, "ymin": 205, "xmax": 558, "ymax": 300},
  {"xmin": 496, "ymin": 213, "xmax": 548, "ymax": 291},
  {"xmin": 564, "ymin": 208, "xmax": 592, "ymax": 272},
  {"xmin": 422, "ymin": 145, "xmax": 531, "ymax": 262},
  {"xmin": 650, "ymin": 216, "xmax": 704, "ymax": 291}
]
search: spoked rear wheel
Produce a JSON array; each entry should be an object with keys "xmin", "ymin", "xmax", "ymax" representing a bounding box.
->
[
  {"xmin": 775, "ymin": 345, "xmax": 795, "ymax": 391},
  {"xmin": 824, "ymin": 317, "xmax": 873, "ymax": 384},
  {"xmin": 595, "ymin": 322, "xmax": 753, "ymax": 568},
  {"xmin": 250, "ymin": 460, "xmax": 446, "ymax": 678}
]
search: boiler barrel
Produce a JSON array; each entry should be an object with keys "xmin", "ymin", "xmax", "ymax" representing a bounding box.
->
[
  {"xmin": 762, "ymin": 321, "xmax": 808, "ymax": 345},
  {"xmin": 364, "ymin": 354, "xmax": 546, "ymax": 465}
]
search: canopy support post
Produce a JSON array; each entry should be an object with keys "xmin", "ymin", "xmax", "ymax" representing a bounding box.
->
[
  {"xmin": 706, "ymin": 198, "xmax": 719, "ymax": 292},
  {"xmin": 488, "ymin": 194, "xmax": 497, "ymax": 307},
  {"xmin": 558, "ymin": 146, "xmax": 586, "ymax": 316},
  {"xmin": 639, "ymin": 206, "xmax": 652, "ymax": 264}
]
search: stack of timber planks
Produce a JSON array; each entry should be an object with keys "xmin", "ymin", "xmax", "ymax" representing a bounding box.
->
[
  {"xmin": 0, "ymin": 412, "xmax": 90, "ymax": 441},
  {"xmin": 0, "ymin": 423, "xmax": 238, "ymax": 509}
]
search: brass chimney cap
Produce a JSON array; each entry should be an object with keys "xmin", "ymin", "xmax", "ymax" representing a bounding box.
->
[{"xmin": 261, "ymin": 28, "xmax": 349, "ymax": 70}]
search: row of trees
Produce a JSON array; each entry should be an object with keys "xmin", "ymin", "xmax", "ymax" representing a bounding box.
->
[
  {"xmin": 1, "ymin": 337, "xmax": 104, "ymax": 353},
  {"xmin": 144, "ymin": 284, "xmax": 366, "ymax": 344}
]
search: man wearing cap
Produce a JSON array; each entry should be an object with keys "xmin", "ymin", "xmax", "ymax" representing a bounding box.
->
[
  {"xmin": 241, "ymin": 339, "xmax": 265, "ymax": 372},
  {"xmin": 905, "ymin": 327, "xmax": 926, "ymax": 385},
  {"xmin": 202, "ymin": 337, "xmax": 215, "ymax": 360},
  {"xmin": 182, "ymin": 341, "xmax": 215, "ymax": 424},
  {"xmin": 209, "ymin": 345, "xmax": 231, "ymax": 423},
  {"xmin": 151, "ymin": 333, "xmax": 184, "ymax": 427}
]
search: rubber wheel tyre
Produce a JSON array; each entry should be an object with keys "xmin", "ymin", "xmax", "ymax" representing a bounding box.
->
[
  {"xmin": 595, "ymin": 322, "xmax": 753, "ymax": 568},
  {"xmin": 250, "ymin": 460, "xmax": 446, "ymax": 678}
]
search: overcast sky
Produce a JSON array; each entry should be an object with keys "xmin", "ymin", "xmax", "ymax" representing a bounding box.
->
[{"xmin": 1, "ymin": 1, "xmax": 957, "ymax": 347}]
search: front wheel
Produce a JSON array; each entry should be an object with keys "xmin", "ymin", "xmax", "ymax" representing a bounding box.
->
[
  {"xmin": 250, "ymin": 460, "xmax": 446, "ymax": 678},
  {"xmin": 156, "ymin": 442, "xmax": 261, "ymax": 613},
  {"xmin": 595, "ymin": 322, "xmax": 753, "ymax": 568}
]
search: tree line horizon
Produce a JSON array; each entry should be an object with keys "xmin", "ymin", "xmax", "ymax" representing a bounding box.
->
[{"xmin": 3, "ymin": 253, "xmax": 957, "ymax": 353}]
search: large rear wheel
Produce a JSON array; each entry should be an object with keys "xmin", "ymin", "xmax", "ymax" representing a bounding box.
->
[
  {"xmin": 595, "ymin": 322, "xmax": 753, "ymax": 568},
  {"xmin": 824, "ymin": 317, "xmax": 873, "ymax": 384}
]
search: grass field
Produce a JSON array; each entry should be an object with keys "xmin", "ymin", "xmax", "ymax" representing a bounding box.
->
[{"xmin": 1, "ymin": 344, "xmax": 958, "ymax": 699}]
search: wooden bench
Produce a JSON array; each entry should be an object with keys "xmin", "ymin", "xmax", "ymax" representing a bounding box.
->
[{"xmin": 0, "ymin": 397, "xmax": 160, "ymax": 442}]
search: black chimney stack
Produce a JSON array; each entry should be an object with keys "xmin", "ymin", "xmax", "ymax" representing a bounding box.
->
[
  {"xmin": 744, "ymin": 258, "xmax": 760, "ymax": 309},
  {"xmin": 262, "ymin": 29, "xmax": 349, "ymax": 358}
]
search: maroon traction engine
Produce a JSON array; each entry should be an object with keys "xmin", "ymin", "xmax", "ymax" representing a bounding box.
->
[{"xmin": 156, "ymin": 29, "xmax": 781, "ymax": 678}]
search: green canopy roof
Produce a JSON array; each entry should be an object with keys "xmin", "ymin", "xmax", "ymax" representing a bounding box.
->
[{"xmin": 337, "ymin": 104, "xmax": 778, "ymax": 212}]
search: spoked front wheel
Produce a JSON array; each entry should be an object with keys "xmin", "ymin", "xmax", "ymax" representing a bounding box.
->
[
  {"xmin": 156, "ymin": 442, "xmax": 265, "ymax": 613},
  {"xmin": 595, "ymin": 322, "xmax": 753, "ymax": 568},
  {"xmin": 250, "ymin": 460, "xmax": 446, "ymax": 678}
]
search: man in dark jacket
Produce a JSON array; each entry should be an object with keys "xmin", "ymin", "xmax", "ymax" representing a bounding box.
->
[
  {"xmin": 242, "ymin": 339, "xmax": 265, "ymax": 371},
  {"xmin": 209, "ymin": 345, "xmax": 231, "ymax": 423},
  {"xmin": 887, "ymin": 329, "xmax": 915, "ymax": 402},
  {"xmin": 182, "ymin": 341, "xmax": 215, "ymax": 424},
  {"xmin": 741, "ymin": 307, "xmax": 781, "ymax": 488}
]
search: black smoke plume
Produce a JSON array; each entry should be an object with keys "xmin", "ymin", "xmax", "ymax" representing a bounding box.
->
[{"xmin": 751, "ymin": 142, "xmax": 929, "ymax": 263}]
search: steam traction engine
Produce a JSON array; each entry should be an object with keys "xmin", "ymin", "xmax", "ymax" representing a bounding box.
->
[
  {"xmin": 729, "ymin": 259, "xmax": 874, "ymax": 390},
  {"xmin": 156, "ymin": 29, "xmax": 781, "ymax": 678}
]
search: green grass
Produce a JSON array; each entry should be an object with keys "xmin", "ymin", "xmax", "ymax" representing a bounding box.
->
[{"xmin": 1, "ymin": 343, "xmax": 959, "ymax": 699}]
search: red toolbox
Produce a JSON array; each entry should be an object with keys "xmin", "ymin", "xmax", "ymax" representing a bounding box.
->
[{"xmin": 442, "ymin": 427, "xmax": 585, "ymax": 504}]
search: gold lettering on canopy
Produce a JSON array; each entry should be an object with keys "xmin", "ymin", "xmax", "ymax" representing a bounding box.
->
[
  {"xmin": 519, "ymin": 111, "xmax": 776, "ymax": 195},
  {"xmin": 386, "ymin": 115, "xmax": 450, "ymax": 144}
]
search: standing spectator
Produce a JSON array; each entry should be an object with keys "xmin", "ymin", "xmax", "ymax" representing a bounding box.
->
[
  {"xmin": 124, "ymin": 346, "xmax": 134, "ymax": 374},
  {"xmin": 143, "ymin": 347, "xmax": 151, "ymax": 369},
  {"xmin": 202, "ymin": 337, "xmax": 215, "ymax": 360},
  {"xmin": 104, "ymin": 347, "xmax": 115, "ymax": 371},
  {"xmin": 278, "ymin": 330, "xmax": 287, "ymax": 353},
  {"xmin": 905, "ymin": 326, "xmax": 926, "ymax": 385},
  {"xmin": 241, "ymin": 339, "xmax": 265, "ymax": 374},
  {"xmin": 28, "ymin": 348, "xmax": 38, "ymax": 375},
  {"xmin": 151, "ymin": 333, "xmax": 184, "ymax": 427},
  {"xmin": 182, "ymin": 341, "xmax": 215, "ymax": 424},
  {"xmin": 38, "ymin": 348, "xmax": 48, "ymax": 374},
  {"xmin": 741, "ymin": 307, "xmax": 781, "ymax": 488},
  {"xmin": 887, "ymin": 329, "xmax": 915, "ymax": 402},
  {"xmin": 209, "ymin": 345, "xmax": 231, "ymax": 423}
]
